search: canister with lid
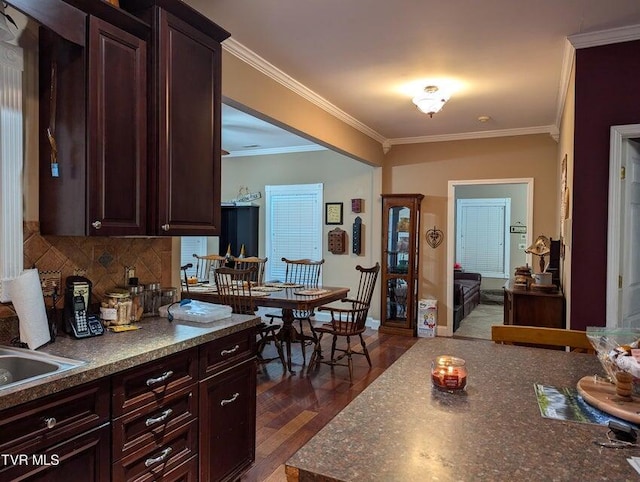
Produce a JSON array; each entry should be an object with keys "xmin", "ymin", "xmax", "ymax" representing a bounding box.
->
[
  {"xmin": 101, "ymin": 289, "xmax": 132, "ymax": 326},
  {"xmin": 128, "ymin": 285, "xmax": 145, "ymax": 322},
  {"xmin": 144, "ymin": 282, "xmax": 161, "ymax": 317},
  {"xmin": 160, "ymin": 287, "xmax": 177, "ymax": 307}
]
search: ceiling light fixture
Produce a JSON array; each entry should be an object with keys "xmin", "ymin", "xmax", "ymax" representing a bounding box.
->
[{"xmin": 412, "ymin": 85, "xmax": 449, "ymax": 118}]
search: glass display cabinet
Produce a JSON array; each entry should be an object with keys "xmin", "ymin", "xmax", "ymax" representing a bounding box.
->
[{"xmin": 380, "ymin": 194, "xmax": 424, "ymax": 336}]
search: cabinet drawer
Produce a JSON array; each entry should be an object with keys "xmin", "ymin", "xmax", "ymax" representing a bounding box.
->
[
  {"xmin": 113, "ymin": 384, "xmax": 198, "ymax": 460},
  {"xmin": 112, "ymin": 419, "xmax": 198, "ymax": 482},
  {"xmin": 130, "ymin": 455, "xmax": 197, "ymax": 482},
  {"xmin": 199, "ymin": 328, "xmax": 256, "ymax": 378},
  {"xmin": 0, "ymin": 379, "xmax": 110, "ymax": 457},
  {"xmin": 113, "ymin": 348, "xmax": 198, "ymax": 417}
]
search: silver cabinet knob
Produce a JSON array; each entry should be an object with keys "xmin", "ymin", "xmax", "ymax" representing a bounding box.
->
[
  {"xmin": 161, "ymin": 224, "xmax": 170, "ymax": 231},
  {"xmin": 91, "ymin": 221, "xmax": 102, "ymax": 229}
]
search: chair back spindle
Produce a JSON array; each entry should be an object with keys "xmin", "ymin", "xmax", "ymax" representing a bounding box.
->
[
  {"xmin": 193, "ymin": 253, "xmax": 225, "ymax": 281},
  {"xmin": 214, "ymin": 266, "xmax": 257, "ymax": 315},
  {"xmin": 234, "ymin": 257, "xmax": 268, "ymax": 285},
  {"xmin": 282, "ymin": 257, "xmax": 324, "ymax": 286}
]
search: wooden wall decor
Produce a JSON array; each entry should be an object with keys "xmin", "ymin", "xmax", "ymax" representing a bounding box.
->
[{"xmin": 328, "ymin": 227, "xmax": 347, "ymax": 254}]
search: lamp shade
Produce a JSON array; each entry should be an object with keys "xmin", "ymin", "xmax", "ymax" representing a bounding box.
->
[{"xmin": 412, "ymin": 85, "xmax": 449, "ymax": 117}]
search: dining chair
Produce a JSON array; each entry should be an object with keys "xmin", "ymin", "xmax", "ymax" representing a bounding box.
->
[
  {"xmin": 266, "ymin": 257, "xmax": 325, "ymax": 364},
  {"xmin": 491, "ymin": 325, "xmax": 595, "ymax": 353},
  {"xmin": 215, "ymin": 266, "xmax": 286, "ymax": 369},
  {"xmin": 233, "ymin": 256, "xmax": 268, "ymax": 285},
  {"xmin": 307, "ymin": 263, "xmax": 380, "ymax": 382},
  {"xmin": 193, "ymin": 253, "xmax": 226, "ymax": 281}
]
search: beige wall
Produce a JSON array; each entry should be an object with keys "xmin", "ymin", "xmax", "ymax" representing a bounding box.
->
[
  {"xmin": 219, "ymin": 149, "xmax": 382, "ymax": 319},
  {"xmin": 383, "ymin": 134, "xmax": 559, "ymax": 327},
  {"xmin": 557, "ymin": 58, "xmax": 576, "ymax": 329}
]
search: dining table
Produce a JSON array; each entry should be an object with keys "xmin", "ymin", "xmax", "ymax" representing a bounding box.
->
[
  {"xmin": 183, "ymin": 283, "xmax": 350, "ymax": 373},
  {"xmin": 285, "ymin": 337, "xmax": 639, "ymax": 481}
]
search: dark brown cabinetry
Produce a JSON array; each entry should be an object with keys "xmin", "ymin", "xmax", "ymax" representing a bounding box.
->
[
  {"xmin": 503, "ymin": 280, "xmax": 565, "ymax": 328},
  {"xmin": 12, "ymin": 0, "xmax": 230, "ymax": 236},
  {"xmin": 0, "ymin": 379, "xmax": 111, "ymax": 480},
  {"xmin": 121, "ymin": 0, "xmax": 230, "ymax": 236},
  {"xmin": 199, "ymin": 328, "xmax": 257, "ymax": 482},
  {"xmin": 380, "ymin": 194, "xmax": 424, "ymax": 336},
  {"xmin": 38, "ymin": 13, "xmax": 148, "ymax": 236},
  {"xmin": 220, "ymin": 206, "xmax": 260, "ymax": 257}
]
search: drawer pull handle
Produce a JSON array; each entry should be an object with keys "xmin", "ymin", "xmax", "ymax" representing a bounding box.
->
[
  {"xmin": 144, "ymin": 447, "xmax": 173, "ymax": 467},
  {"xmin": 221, "ymin": 344, "xmax": 240, "ymax": 356},
  {"xmin": 44, "ymin": 417, "xmax": 57, "ymax": 429},
  {"xmin": 145, "ymin": 408, "xmax": 173, "ymax": 427},
  {"xmin": 146, "ymin": 370, "xmax": 174, "ymax": 387},
  {"xmin": 220, "ymin": 392, "xmax": 240, "ymax": 406}
]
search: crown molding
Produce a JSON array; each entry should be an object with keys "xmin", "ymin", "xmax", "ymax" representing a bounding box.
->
[
  {"xmin": 225, "ymin": 143, "xmax": 327, "ymax": 158},
  {"xmin": 568, "ymin": 24, "xmax": 640, "ymax": 49},
  {"xmin": 389, "ymin": 125, "xmax": 557, "ymax": 145},
  {"xmin": 223, "ymin": 38, "xmax": 386, "ymax": 144}
]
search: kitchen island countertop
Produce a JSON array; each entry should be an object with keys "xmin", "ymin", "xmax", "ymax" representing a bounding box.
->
[
  {"xmin": 286, "ymin": 337, "xmax": 636, "ymax": 481},
  {"xmin": 0, "ymin": 313, "xmax": 260, "ymax": 410}
]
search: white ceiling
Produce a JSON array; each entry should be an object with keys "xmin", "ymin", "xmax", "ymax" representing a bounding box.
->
[{"xmin": 192, "ymin": 0, "xmax": 640, "ymax": 155}]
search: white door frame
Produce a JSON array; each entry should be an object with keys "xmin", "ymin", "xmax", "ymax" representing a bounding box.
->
[
  {"xmin": 445, "ymin": 178, "xmax": 534, "ymax": 336},
  {"xmin": 607, "ymin": 124, "xmax": 640, "ymax": 328}
]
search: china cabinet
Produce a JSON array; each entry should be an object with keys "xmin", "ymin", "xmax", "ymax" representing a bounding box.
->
[
  {"xmin": 220, "ymin": 206, "xmax": 260, "ymax": 257},
  {"xmin": 380, "ymin": 194, "xmax": 424, "ymax": 336}
]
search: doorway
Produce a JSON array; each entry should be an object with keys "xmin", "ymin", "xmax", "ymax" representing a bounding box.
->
[
  {"xmin": 607, "ymin": 125, "xmax": 640, "ymax": 328},
  {"xmin": 446, "ymin": 178, "xmax": 534, "ymax": 337}
]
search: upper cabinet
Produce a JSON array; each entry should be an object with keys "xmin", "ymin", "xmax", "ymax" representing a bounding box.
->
[
  {"xmin": 121, "ymin": 0, "xmax": 230, "ymax": 236},
  {"xmin": 10, "ymin": 0, "xmax": 229, "ymax": 236}
]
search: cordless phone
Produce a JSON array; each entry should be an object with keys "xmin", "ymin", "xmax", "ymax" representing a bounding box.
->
[
  {"xmin": 67, "ymin": 294, "xmax": 103, "ymax": 338},
  {"xmin": 64, "ymin": 276, "xmax": 104, "ymax": 339}
]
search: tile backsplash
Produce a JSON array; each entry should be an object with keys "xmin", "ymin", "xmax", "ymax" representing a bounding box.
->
[{"xmin": 0, "ymin": 221, "xmax": 173, "ymax": 341}]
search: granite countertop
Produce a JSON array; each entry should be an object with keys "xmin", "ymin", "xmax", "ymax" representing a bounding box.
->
[
  {"xmin": 0, "ymin": 314, "xmax": 260, "ymax": 410},
  {"xmin": 286, "ymin": 337, "xmax": 637, "ymax": 482}
]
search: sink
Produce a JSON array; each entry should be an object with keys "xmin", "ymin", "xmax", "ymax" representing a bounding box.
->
[{"xmin": 0, "ymin": 346, "xmax": 85, "ymax": 391}]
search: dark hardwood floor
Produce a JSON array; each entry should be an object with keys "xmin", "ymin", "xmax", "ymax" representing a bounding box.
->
[{"xmin": 241, "ymin": 327, "xmax": 419, "ymax": 481}]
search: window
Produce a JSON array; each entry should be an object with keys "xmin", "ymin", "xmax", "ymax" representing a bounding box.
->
[
  {"xmin": 265, "ymin": 183, "xmax": 323, "ymax": 282},
  {"xmin": 180, "ymin": 236, "xmax": 207, "ymax": 278},
  {"xmin": 456, "ymin": 198, "xmax": 510, "ymax": 278}
]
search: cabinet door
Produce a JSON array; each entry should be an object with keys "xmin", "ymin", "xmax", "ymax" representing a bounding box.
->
[
  {"xmin": 0, "ymin": 423, "xmax": 110, "ymax": 481},
  {"xmin": 155, "ymin": 9, "xmax": 222, "ymax": 236},
  {"xmin": 87, "ymin": 16, "xmax": 147, "ymax": 236},
  {"xmin": 199, "ymin": 359, "xmax": 256, "ymax": 482}
]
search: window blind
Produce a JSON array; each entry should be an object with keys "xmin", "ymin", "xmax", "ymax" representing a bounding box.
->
[
  {"xmin": 266, "ymin": 184, "xmax": 323, "ymax": 282},
  {"xmin": 180, "ymin": 236, "xmax": 207, "ymax": 278}
]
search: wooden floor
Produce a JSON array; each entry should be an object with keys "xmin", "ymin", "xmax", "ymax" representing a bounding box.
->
[{"xmin": 240, "ymin": 327, "xmax": 419, "ymax": 482}]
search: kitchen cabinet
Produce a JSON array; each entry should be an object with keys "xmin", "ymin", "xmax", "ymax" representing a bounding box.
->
[
  {"xmin": 503, "ymin": 279, "xmax": 565, "ymax": 328},
  {"xmin": 380, "ymin": 194, "xmax": 424, "ymax": 336},
  {"xmin": 38, "ymin": 13, "xmax": 148, "ymax": 236},
  {"xmin": 199, "ymin": 327, "xmax": 257, "ymax": 482},
  {"xmin": 0, "ymin": 379, "xmax": 111, "ymax": 480},
  {"xmin": 121, "ymin": 0, "xmax": 231, "ymax": 236},
  {"xmin": 220, "ymin": 206, "xmax": 260, "ymax": 257}
]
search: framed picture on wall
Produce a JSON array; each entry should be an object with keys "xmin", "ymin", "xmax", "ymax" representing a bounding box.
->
[{"xmin": 325, "ymin": 202, "xmax": 343, "ymax": 225}]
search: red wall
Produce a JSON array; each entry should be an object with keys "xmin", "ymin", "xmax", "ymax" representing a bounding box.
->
[{"xmin": 572, "ymin": 40, "xmax": 640, "ymax": 330}]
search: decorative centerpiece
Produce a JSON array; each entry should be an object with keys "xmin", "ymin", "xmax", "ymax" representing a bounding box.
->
[{"xmin": 431, "ymin": 355, "xmax": 467, "ymax": 391}]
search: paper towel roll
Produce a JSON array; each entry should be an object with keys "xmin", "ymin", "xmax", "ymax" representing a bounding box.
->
[{"xmin": 8, "ymin": 269, "xmax": 51, "ymax": 350}]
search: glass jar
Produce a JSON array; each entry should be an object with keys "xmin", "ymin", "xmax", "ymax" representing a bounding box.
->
[
  {"xmin": 160, "ymin": 287, "xmax": 177, "ymax": 307},
  {"xmin": 102, "ymin": 289, "xmax": 132, "ymax": 326},
  {"xmin": 128, "ymin": 285, "xmax": 145, "ymax": 322},
  {"xmin": 144, "ymin": 282, "xmax": 161, "ymax": 317},
  {"xmin": 431, "ymin": 355, "xmax": 468, "ymax": 391}
]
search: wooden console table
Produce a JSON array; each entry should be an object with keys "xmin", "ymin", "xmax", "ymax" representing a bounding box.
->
[{"xmin": 503, "ymin": 279, "xmax": 564, "ymax": 328}]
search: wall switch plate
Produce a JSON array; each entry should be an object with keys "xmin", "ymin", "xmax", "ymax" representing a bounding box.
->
[{"xmin": 124, "ymin": 266, "xmax": 136, "ymax": 286}]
